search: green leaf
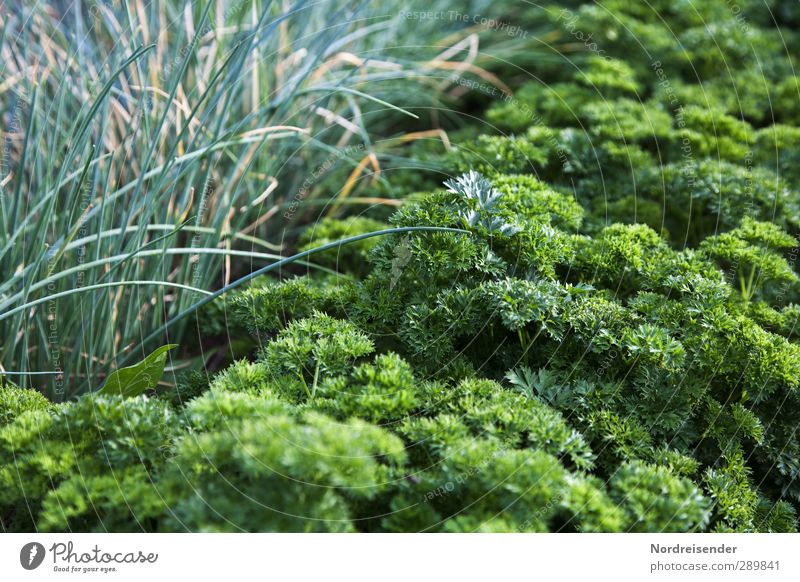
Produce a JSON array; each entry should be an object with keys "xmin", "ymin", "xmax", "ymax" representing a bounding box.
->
[
  {"xmin": 505, "ymin": 366, "xmax": 537, "ymax": 398},
  {"xmin": 99, "ymin": 345, "xmax": 178, "ymax": 398}
]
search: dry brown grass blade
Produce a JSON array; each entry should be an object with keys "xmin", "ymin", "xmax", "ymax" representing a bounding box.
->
[
  {"xmin": 427, "ymin": 34, "xmax": 483, "ymax": 94},
  {"xmin": 380, "ymin": 129, "xmax": 453, "ymax": 151},
  {"xmin": 311, "ymin": 51, "xmax": 402, "ymax": 82},
  {"xmin": 240, "ymin": 205, "xmax": 281, "ymax": 236},
  {"xmin": 346, "ymin": 197, "xmax": 402, "ymax": 207},
  {"xmin": 315, "ymin": 106, "xmax": 362, "ymax": 136},
  {"xmin": 423, "ymin": 34, "xmax": 512, "ymax": 96},
  {"xmin": 433, "ymin": 60, "xmax": 512, "ymax": 96},
  {"xmin": 240, "ymin": 177, "xmax": 279, "ymax": 212},
  {"xmin": 238, "ymin": 126, "xmax": 310, "ymax": 139},
  {"xmin": 325, "ymin": 152, "xmax": 381, "ymax": 217}
]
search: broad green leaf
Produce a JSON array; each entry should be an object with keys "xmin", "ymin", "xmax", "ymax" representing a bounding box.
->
[{"xmin": 99, "ymin": 344, "xmax": 178, "ymax": 398}]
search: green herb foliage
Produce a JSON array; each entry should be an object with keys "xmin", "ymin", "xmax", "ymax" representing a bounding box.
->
[{"xmin": 3, "ymin": 0, "xmax": 800, "ymax": 533}]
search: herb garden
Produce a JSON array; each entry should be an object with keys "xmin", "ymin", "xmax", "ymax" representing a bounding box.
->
[{"xmin": 2, "ymin": 0, "xmax": 800, "ymax": 533}]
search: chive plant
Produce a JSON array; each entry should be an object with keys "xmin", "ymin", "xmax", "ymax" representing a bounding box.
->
[{"xmin": 0, "ymin": 0, "xmax": 546, "ymax": 398}]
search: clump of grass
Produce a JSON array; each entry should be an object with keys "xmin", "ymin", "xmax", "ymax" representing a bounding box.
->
[{"xmin": 0, "ymin": 0, "xmax": 550, "ymax": 398}]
